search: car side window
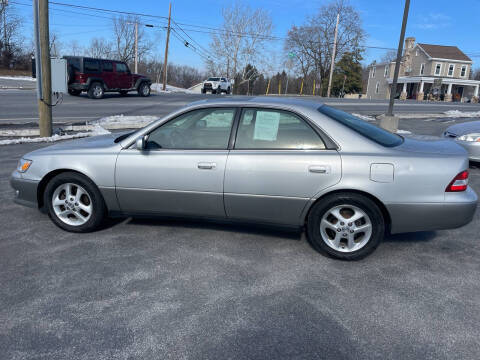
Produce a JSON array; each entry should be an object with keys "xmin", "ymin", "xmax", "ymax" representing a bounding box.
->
[
  {"xmin": 84, "ymin": 59, "xmax": 99, "ymax": 72},
  {"xmin": 102, "ymin": 62, "xmax": 113, "ymax": 72},
  {"xmin": 116, "ymin": 63, "xmax": 128, "ymax": 73},
  {"xmin": 146, "ymin": 108, "xmax": 236, "ymax": 150},
  {"xmin": 234, "ymin": 109, "xmax": 325, "ymax": 150}
]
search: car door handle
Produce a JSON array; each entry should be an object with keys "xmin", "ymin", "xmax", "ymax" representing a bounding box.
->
[
  {"xmin": 308, "ymin": 165, "xmax": 330, "ymax": 174},
  {"xmin": 198, "ymin": 162, "xmax": 216, "ymax": 170}
]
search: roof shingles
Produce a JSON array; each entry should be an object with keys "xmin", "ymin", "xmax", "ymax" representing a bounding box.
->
[{"xmin": 418, "ymin": 43, "xmax": 471, "ymax": 62}]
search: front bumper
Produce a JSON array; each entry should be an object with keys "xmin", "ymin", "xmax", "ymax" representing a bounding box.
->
[
  {"xmin": 387, "ymin": 187, "xmax": 478, "ymax": 233},
  {"xmin": 10, "ymin": 171, "xmax": 39, "ymax": 208}
]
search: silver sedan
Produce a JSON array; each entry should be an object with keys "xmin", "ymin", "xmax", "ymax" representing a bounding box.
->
[
  {"xmin": 11, "ymin": 98, "xmax": 478, "ymax": 260},
  {"xmin": 444, "ymin": 120, "xmax": 480, "ymax": 161}
]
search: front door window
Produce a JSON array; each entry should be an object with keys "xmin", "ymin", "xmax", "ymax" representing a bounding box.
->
[{"xmin": 146, "ymin": 108, "xmax": 236, "ymax": 150}]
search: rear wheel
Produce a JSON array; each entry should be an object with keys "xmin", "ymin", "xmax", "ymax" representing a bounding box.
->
[
  {"xmin": 44, "ymin": 172, "xmax": 106, "ymax": 233},
  {"xmin": 306, "ymin": 193, "xmax": 385, "ymax": 260},
  {"xmin": 87, "ymin": 82, "xmax": 104, "ymax": 99},
  {"xmin": 138, "ymin": 82, "xmax": 150, "ymax": 97}
]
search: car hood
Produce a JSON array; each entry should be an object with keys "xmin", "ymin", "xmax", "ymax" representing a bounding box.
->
[
  {"xmin": 25, "ymin": 133, "xmax": 122, "ymax": 157},
  {"xmin": 445, "ymin": 120, "xmax": 480, "ymax": 136},
  {"xmin": 396, "ymin": 136, "xmax": 468, "ymax": 156}
]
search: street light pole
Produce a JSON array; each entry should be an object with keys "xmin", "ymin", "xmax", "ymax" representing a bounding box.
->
[
  {"xmin": 162, "ymin": 2, "xmax": 172, "ymax": 91},
  {"xmin": 327, "ymin": 13, "xmax": 340, "ymax": 98},
  {"xmin": 382, "ymin": 0, "xmax": 410, "ymax": 131},
  {"xmin": 134, "ymin": 21, "xmax": 138, "ymax": 73}
]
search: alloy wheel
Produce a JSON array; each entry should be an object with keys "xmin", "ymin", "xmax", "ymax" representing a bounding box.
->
[
  {"xmin": 51, "ymin": 183, "xmax": 93, "ymax": 226},
  {"xmin": 319, "ymin": 204, "xmax": 372, "ymax": 252}
]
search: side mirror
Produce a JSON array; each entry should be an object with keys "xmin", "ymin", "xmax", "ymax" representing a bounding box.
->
[{"xmin": 136, "ymin": 135, "xmax": 148, "ymax": 150}]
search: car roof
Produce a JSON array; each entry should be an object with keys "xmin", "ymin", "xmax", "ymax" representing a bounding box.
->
[{"xmin": 187, "ymin": 96, "xmax": 324, "ymax": 111}]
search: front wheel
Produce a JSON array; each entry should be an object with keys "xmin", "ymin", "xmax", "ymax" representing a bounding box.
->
[
  {"xmin": 44, "ymin": 172, "xmax": 106, "ymax": 233},
  {"xmin": 138, "ymin": 82, "xmax": 150, "ymax": 97},
  {"xmin": 226, "ymin": 87, "xmax": 231, "ymax": 94},
  {"xmin": 306, "ymin": 193, "xmax": 385, "ymax": 260}
]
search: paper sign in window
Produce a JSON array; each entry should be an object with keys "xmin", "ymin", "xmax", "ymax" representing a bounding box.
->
[{"xmin": 253, "ymin": 111, "xmax": 280, "ymax": 141}]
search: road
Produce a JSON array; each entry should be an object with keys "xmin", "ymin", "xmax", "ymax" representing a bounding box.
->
[
  {"xmin": 2, "ymin": 84, "xmax": 480, "ymax": 126},
  {"xmin": 1, "ymin": 108, "xmax": 480, "ymax": 359}
]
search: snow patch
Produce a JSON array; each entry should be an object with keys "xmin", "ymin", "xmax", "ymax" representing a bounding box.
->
[
  {"xmin": 443, "ymin": 110, "xmax": 480, "ymax": 118},
  {"xmin": 93, "ymin": 114, "xmax": 159, "ymax": 128},
  {"xmin": 0, "ymin": 76, "xmax": 36, "ymax": 82},
  {"xmin": 396, "ymin": 129, "xmax": 412, "ymax": 134},
  {"xmin": 151, "ymin": 83, "xmax": 196, "ymax": 94},
  {"xmin": 0, "ymin": 125, "xmax": 110, "ymax": 146},
  {"xmin": 352, "ymin": 113, "xmax": 376, "ymax": 122}
]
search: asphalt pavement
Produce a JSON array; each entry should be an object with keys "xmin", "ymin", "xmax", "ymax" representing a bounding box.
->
[{"xmin": 1, "ymin": 102, "xmax": 480, "ymax": 359}]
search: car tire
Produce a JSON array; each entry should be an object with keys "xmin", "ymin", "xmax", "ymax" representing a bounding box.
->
[
  {"xmin": 119, "ymin": 90, "xmax": 128, "ymax": 96},
  {"xmin": 44, "ymin": 172, "xmax": 106, "ymax": 233},
  {"xmin": 68, "ymin": 89, "xmax": 81, "ymax": 96},
  {"xmin": 226, "ymin": 87, "xmax": 231, "ymax": 94},
  {"xmin": 306, "ymin": 193, "xmax": 385, "ymax": 260},
  {"xmin": 201, "ymin": 88, "xmax": 206, "ymax": 94},
  {"xmin": 217, "ymin": 86, "xmax": 222, "ymax": 94},
  {"xmin": 138, "ymin": 82, "xmax": 150, "ymax": 97},
  {"xmin": 87, "ymin": 82, "xmax": 104, "ymax": 99}
]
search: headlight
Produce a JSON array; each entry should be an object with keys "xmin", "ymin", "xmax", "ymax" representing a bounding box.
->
[
  {"xmin": 457, "ymin": 133, "xmax": 480, "ymax": 142},
  {"xmin": 17, "ymin": 159, "xmax": 32, "ymax": 173}
]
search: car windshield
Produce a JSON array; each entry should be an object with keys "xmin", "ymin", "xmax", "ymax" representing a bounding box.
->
[
  {"xmin": 207, "ymin": 77, "xmax": 220, "ymax": 81},
  {"xmin": 318, "ymin": 105, "xmax": 403, "ymax": 147}
]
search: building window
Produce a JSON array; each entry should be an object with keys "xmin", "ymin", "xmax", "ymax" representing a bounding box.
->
[
  {"xmin": 461, "ymin": 65, "xmax": 467, "ymax": 77},
  {"xmin": 447, "ymin": 64, "xmax": 455, "ymax": 77},
  {"xmin": 384, "ymin": 66, "xmax": 388, "ymax": 77},
  {"xmin": 371, "ymin": 66, "xmax": 376, "ymax": 78},
  {"xmin": 420, "ymin": 63, "xmax": 425, "ymax": 76},
  {"xmin": 415, "ymin": 50, "xmax": 419, "ymax": 56},
  {"xmin": 434, "ymin": 63, "xmax": 442, "ymax": 76},
  {"xmin": 375, "ymin": 82, "xmax": 380, "ymax": 94}
]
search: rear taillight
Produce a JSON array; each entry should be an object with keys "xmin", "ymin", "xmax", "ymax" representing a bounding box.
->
[{"xmin": 445, "ymin": 170, "xmax": 469, "ymax": 192}]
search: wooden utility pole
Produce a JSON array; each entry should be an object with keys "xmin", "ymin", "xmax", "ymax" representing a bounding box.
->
[
  {"xmin": 134, "ymin": 21, "xmax": 138, "ymax": 73},
  {"xmin": 162, "ymin": 2, "xmax": 172, "ymax": 91},
  {"xmin": 386, "ymin": 0, "xmax": 410, "ymax": 118},
  {"xmin": 327, "ymin": 13, "xmax": 340, "ymax": 98},
  {"xmin": 37, "ymin": 0, "xmax": 52, "ymax": 137}
]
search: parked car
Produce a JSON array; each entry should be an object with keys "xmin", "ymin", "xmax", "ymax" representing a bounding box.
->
[
  {"xmin": 201, "ymin": 77, "xmax": 231, "ymax": 94},
  {"xmin": 64, "ymin": 56, "xmax": 151, "ymax": 99},
  {"xmin": 11, "ymin": 98, "xmax": 477, "ymax": 260},
  {"xmin": 444, "ymin": 121, "xmax": 480, "ymax": 162}
]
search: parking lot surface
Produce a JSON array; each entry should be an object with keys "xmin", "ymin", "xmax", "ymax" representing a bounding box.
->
[{"xmin": 1, "ymin": 114, "xmax": 480, "ymax": 359}]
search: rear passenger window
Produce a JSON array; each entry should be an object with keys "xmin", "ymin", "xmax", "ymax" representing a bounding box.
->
[
  {"xmin": 84, "ymin": 59, "xmax": 99, "ymax": 72},
  {"xmin": 234, "ymin": 109, "xmax": 325, "ymax": 150},
  {"xmin": 116, "ymin": 63, "xmax": 128, "ymax": 73},
  {"xmin": 102, "ymin": 62, "xmax": 113, "ymax": 72}
]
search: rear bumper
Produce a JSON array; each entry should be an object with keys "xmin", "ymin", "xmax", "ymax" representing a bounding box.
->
[
  {"xmin": 68, "ymin": 83, "xmax": 88, "ymax": 91},
  {"xmin": 10, "ymin": 171, "xmax": 39, "ymax": 208},
  {"xmin": 387, "ymin": 188, "xmax": 478, "ymax": 234}
]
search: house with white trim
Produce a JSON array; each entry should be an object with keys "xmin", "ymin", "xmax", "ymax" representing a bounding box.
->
[{"xmin": 366, "ymin": 37, "xmax": 479, "ymax": 102}]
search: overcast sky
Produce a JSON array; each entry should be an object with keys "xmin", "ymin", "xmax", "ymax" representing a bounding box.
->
[{"xmin": 12, "ymin": 0, "xmax": 480, "ymax": 72}]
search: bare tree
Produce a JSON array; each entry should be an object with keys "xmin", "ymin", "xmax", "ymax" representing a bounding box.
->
[
  {"xmin": 87, "ymin": 38, "xmax": 113, "ymax": 59},
  {"xmin": 207, "ymin": 3, "xmax": 273, "ymax": 91},
  {"xmin": 112, "ymin": 16, "xmax": 151, "ymax": 63},
  {"xmin": 381, "ymin": 50, "xmax": 397, "ymax": 64},
  {"xmin": 66, "ymin": 39, "xmax": 83, "ymax": 56},
  {"xmin": 49, "ymin": 32, "xmax": 63, "ymax": 57},
  {"xmin": 284, "ymin": 0, "xmax": 365, "ymax": 95},
  {"xmin": 0, "ymin": 3, "xmax": 24, "ymax": 67}
]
